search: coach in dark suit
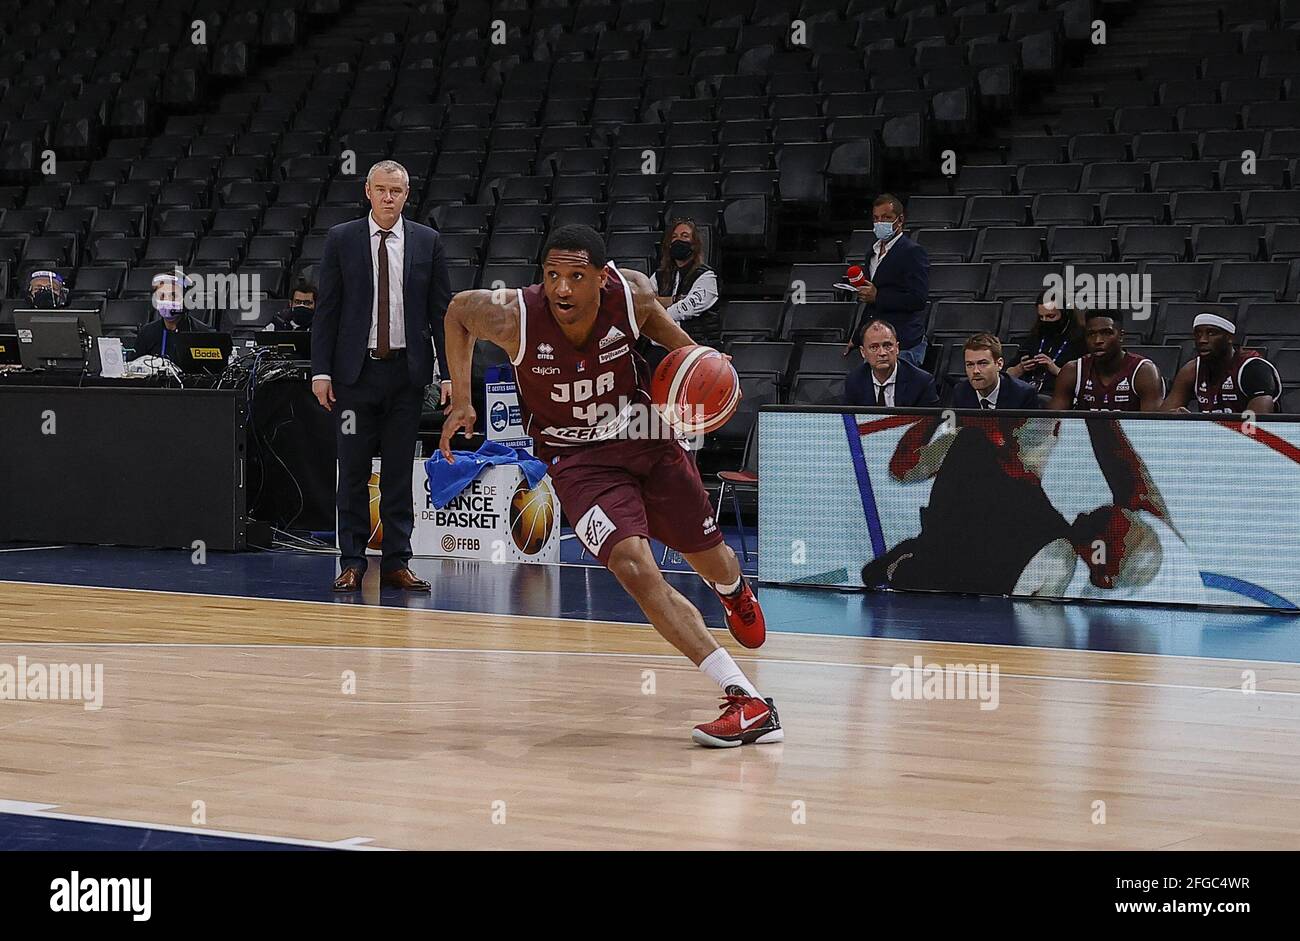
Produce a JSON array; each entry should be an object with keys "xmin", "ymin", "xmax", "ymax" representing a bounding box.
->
[
  {"xmin": 311, "ymin": 160, "xmax": 452, "ymax": 592},
  {"xmin": 855, "ymin": 193, "xmax": 930, "ymax": 366},
  {"xmin": 845, "ymin": 319, "xmax": 940, "ymax": 408},
  {"xmin": 949, "ymin": 333, "xmax": 1040, "ymax": 410}
]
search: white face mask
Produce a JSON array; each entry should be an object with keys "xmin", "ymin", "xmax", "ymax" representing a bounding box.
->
[
  {"xmin": 873, "ymin": 221, "xmax": 897, "ymax": 241},
  {"xmin": 154, "ymin": 298, "xmax": 184, "ymax": 319}
]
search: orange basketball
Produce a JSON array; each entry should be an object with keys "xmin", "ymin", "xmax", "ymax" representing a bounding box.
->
[{"xmin": 650, "ymin": 345, "xmax": 742, "ymax": 436}]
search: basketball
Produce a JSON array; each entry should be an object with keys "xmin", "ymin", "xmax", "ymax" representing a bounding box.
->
[
  {"xmin": 509, "ymin": 478, "xmax": 557, "ymax": 556},
  {"xmin": 650, "ymin": 345, "xmax": 741, "ymax": 436}
]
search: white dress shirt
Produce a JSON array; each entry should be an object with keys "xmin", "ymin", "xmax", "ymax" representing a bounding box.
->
[
  {"xmin": 368, "ymin": 212, "xmax": 406, "ymax": 350},
  {"xmin": 978, "ymin": 376, "xmax": 1001, "ymax": 409},
  {"xmin": 872, "ymin": 364, "xmax": 899, "ymax": 407},
  {"xmin": 869, "ymin": 230, "xmax": 902, "ymax": 278},
  {"xmin": 312, "ymin": 213, "xmax": 408, "ymax": 383}
]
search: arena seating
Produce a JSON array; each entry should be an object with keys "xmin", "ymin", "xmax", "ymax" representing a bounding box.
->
[{"xmin": 1, "ymin": 0, "xmax": 1298, "ymax": 500}]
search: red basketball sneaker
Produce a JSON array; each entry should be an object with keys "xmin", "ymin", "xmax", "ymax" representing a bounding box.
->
[
  {"xmin": 692, "ymin": 685, "xmax": 784, "ymax": 748},
  {"xmin": 716, "ymin": 577, "xmax": 766, "ymax": 649}
]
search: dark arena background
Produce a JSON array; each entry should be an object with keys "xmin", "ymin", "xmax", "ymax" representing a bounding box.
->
[{"xmin": 0, "ymin": 0, "xmax": 1295, "ymax": 917}]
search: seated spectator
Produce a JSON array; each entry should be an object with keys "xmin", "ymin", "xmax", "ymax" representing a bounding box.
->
[
  {"xmin": 845, "ymin": 319, "xmax": 940, "ymax": 408},
  {"xmin": 1006, "ymin": 288, "xmax": 1085, "ymax": 395},
  {"xmin": 1049, "ymin": 312, "xmax": 1164, "ymax": 412},
  {"xmin": 638, "ymin": 218, "xmax": 720, "ymax": 373},
  {"xmin": 130, "ymin": 271, "xmax": 210, "ymax": 362},
  {"xmin": 1162, "ymin": 312, "xmax": 1282, "ymax": 414},
  {"xmin": 853, "ymin": 194, "xmax": 929, "ymax": 366},
  {"xmin": 950, "ymin": 333, "xmax": 1039, "ymax": 410},
  {"xmin": 24, "ymin": 270, "xmax": 70, "ymax": 309},
  {"xmin": 654, "ymin": 218, "xmax": 720, "ymax": 345},
  {"xmin": 265, "ymin": 278, "xmax": 318, "ymax": 331}
]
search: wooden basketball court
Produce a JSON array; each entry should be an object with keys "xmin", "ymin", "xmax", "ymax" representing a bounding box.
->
[{"xmin": 2, "ymin": 579, "xmax": 1297, "ymax": 850}]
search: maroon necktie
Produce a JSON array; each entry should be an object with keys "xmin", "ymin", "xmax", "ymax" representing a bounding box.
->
[{"xmin": 376, "ymin": 229, "xmax": 391, "ymax": 357}]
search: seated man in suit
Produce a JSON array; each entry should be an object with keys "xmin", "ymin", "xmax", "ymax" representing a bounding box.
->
[
  {"xmin": 845, "ymin": 319, "xmax": 940, "ymax": 408},
  {"xmin": 950, "ymin": 333, "xmax": 1040, "ymax": 410},
  {"xmin": 853, "ymin": 193, "xmax": 930, "ymax": 366}
]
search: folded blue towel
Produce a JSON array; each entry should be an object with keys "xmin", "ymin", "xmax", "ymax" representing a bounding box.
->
[{"xmin": 424, "ymin": 439, "xmax": 548, "ymax": 509}]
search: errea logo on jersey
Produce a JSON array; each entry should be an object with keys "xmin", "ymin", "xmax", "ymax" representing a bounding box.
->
[
  {"xmin": 537, "ymin": 343, "xmax": 554, "ymax": 360},
  {"xmin": 703, "ymin": 515, "xmax": 717, "ymax": 535},
  {"xmin": 598, "ymin": 325, "xmax": 626, "ymax": 348}
]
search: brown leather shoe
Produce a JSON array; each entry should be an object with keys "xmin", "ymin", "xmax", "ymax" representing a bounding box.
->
[
  {"xmin": 380, "ymin": 568, "xmax": 431, "ymax": 591},
  {"xmin": 333, "ymin": 567, "xmax": 363, "ymax": 592}
]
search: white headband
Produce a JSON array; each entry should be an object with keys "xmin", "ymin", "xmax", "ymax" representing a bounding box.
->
[{"xmin": 1193, "ymin": 312, "xmax": 1235, "ymax": 334}]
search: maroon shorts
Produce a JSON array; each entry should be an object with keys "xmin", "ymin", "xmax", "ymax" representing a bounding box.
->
[{"xmin": 547, "ymin": 438, "xmax": 724, "ymax": 565}]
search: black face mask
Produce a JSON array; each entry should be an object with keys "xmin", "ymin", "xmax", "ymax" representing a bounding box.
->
[
  {"xmin": 288, "ymin": 304, "xmax": 314, "ymax": 325},
  {"xmin": 30, "ymin": 288, "xmax": 56, "ymax": 309},
  {"xmin": 669, "ymin": 240, "xmax": 693, "ymax": 261}
]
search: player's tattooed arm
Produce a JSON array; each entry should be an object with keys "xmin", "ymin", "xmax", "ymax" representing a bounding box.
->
[
  {"xmin": 1161, "ymin": 361, "xmax": 1195, "ymax": 412},
  {"xmin": 444, "ymin": 288, "xmax": 521, "ymax": 382},
  {"xmin": 619, "ymin": 268, "xmax": 696, "ymax": 351},
  {"xmin": 1047, "ymin": 360, "xmax": 1077, "ymax": 411},
  {"xmin": 439, "ymin": 289, "xmax": 521, "ymax": 462}
]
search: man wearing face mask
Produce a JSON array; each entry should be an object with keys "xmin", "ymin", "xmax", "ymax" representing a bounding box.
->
[
  {"xmin": 265, "ymin": 278, "xmax": 317, "ymax": 331},
  {"xmin": 849, "ymin": 194, "xmax": 930, "ymax": 367},
  {"xmin": 130, "ymin": 271, "xmax": 211, "ymax": 362},
  {"xmin": 26, "ymin": 270, "xmax": 70, "ymax": 310}
]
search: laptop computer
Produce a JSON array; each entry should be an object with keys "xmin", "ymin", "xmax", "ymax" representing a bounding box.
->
[
  {"xmin": 254, "ymin": 330, "xmax": 311, "ymax": 360},
  {"xmin": 173, "ymin": 332, "xmax": 233, "ymax": 374}
]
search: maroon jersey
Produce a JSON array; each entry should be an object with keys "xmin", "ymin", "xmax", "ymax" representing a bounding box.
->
[
  {"xmin": 511, "ymin": 263, "xmax": 669, "ymax": 461},
  {"xmin": 1072, "ymin": 351, "xmax": 1154, "ymax": 412},
  {"xmin": 1195, "ymin": 348, "xmax": 1280, "ymax": 413}
]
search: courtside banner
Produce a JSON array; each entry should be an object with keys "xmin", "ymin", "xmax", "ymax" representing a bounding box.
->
[{"xmin": 758, "ymin": 407, "xmax": 1300, "ymax": 610}]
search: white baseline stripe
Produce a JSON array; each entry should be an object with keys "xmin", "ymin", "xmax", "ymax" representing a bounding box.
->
[{"xmin": 0, "ymin": 640, "xmax": 1296, "ymax": 698}]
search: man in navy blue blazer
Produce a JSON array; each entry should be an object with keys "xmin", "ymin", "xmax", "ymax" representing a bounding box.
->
[
  {"xmin": 311, "ymin": 160, "xmax": 452, "ymax": 592},
  {"xmin": 949, "ymin": 333, "xmax": 1041, "ymax": 410},
  {"xmin": 845, "ymin": 319, "xmax": 941, "ymax": 408},
  {"xmin": 854, "ymin": 194, "xmax": 930, "ymax": 366}
]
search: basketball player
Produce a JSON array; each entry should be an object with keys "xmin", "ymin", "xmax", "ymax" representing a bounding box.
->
[
  {"xmin": 1049, "ymin": 312, "xmax": 1164, "ymax": 412},
  {"xmin": 438, "ymin": 225, "xmax": 781, "ymax": 748},
  {"xmin": 1162, "ymin": 312, "xmax": 1282, "ymax": 414}
]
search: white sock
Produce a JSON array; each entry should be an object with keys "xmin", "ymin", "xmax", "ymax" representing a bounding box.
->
[
  {"xmin": 713, "ymin": 575, "xmax": 742, "ymax": 596},
  {"xmin": 699, "ymin": 647, "xmax": 760, "ymax": 698}
]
